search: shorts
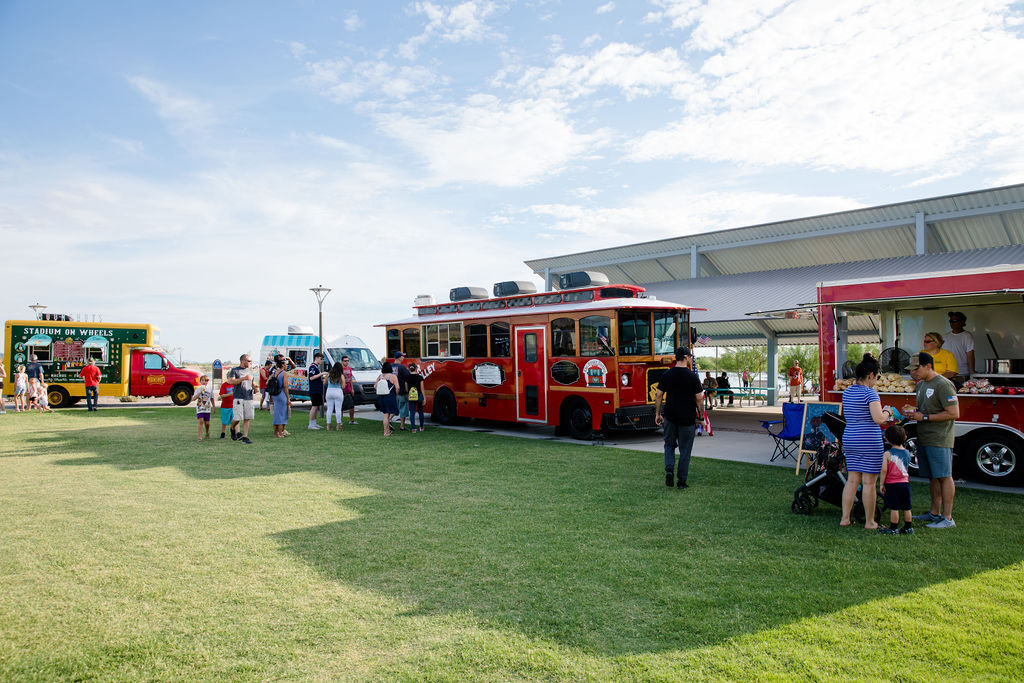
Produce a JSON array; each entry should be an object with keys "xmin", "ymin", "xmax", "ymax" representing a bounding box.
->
[
  {"xmin": 916, "ymin": 445, "xmax": 953, "ymax": 479},
  {"xmin": 220, "ymin": 407, "xmax": 233, "ymax": 425},
  {"xmin": 883, "ymin": 482, "xmax": 912, "ymax": 511},
  {"xmin": 197, "ymin": 413, "xmax": 211, "ymax": 422},
  {"xmin": 397, "ymin": 394, "xmax": 409, "ymax": 418},
  {"xmin": 310, "ymin": 391, "xmax": 324, "ymax": 407},
  {"xmin": 233, "ymin": 399, "xmax": 255, "ymax": 421},
  {"xmin": 342, "ymin": 394, "xmax": 354, "ymax": 410},
  {"xmin": 15, "ymin": 385, "xmax": 26, "ymax": 396}
]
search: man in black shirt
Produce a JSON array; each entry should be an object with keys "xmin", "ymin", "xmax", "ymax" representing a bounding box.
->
[
  {"xmin": 307, "ymin": 352, "xmax": 328, "ymax": 430},
  {"xmin": 717, "ymin": 371, "xmax": 733, "ymax": 406},
  {"xmin": 654, "ymin": 346, "xmax": 705, "ymax": 489}
]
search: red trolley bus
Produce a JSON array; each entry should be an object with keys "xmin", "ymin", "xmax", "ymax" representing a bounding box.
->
[{"xmin": 379, "ymin": 273, "xmax": 700, "ymax": 438}]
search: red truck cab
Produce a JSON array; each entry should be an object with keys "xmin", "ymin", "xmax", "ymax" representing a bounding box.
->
[{"xmin": 129, "ymin": 348, "xmax": 202, "ymax": 405}]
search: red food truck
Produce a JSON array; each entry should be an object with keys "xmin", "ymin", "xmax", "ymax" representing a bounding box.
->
[
  {"xmin": 380, "ymin": 274, "xmax": 700, "ymax": 439},
  {"xmin": 816, "ymin": 265, "xmax": 1024, "ymax": 485}
]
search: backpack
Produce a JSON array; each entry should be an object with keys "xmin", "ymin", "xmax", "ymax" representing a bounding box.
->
[
  {"xmin": 375, "ymin": 377, "xmax": 391, "ymax": 395},
  {"xmin": 267, "ymin": 373, "xmax": 282, "ymax": 396},
  {"xmin": 407, "ymin": 386, "xmax": 419, "ymax": 402}
]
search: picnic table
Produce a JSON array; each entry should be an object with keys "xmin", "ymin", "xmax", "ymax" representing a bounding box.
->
[{"xmin": 717, "ymin": 386, "xmax": 772, "ymax": 406}]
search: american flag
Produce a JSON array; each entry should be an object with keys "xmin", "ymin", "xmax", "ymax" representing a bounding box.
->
[{"xmin": 697, "ymin": 333, "xmax": 712, "ymax": 346}]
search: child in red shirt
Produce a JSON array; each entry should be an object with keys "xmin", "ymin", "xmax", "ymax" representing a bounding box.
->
[{"xmin": 219, "ymin": 380, "xmax": 235, "ymax": 439}]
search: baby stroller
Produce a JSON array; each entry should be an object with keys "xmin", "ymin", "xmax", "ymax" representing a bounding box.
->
[{"xmin": 791, "ymin": 412, "xmax": 883, "ymax": 523}]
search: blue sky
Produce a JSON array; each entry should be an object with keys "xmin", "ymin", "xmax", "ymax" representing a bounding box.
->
[{"xmin": 3, "ymin": 0, "xmax": 1023, "ymax": 362}]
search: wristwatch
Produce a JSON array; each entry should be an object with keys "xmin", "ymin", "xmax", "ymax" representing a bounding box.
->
[{"xmin": 922, "ymin": 413, "xmax": 929, "ymax": 422}]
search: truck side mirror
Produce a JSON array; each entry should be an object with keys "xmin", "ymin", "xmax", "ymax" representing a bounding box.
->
[{"xmin": 690, "ymin": 327, "xmax": 698, "ymax": 344}]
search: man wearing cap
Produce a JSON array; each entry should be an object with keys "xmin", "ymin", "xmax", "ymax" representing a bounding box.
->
[
  {"xmin": 392, "ymin": 352, "xmax": 412, "ymax": 431},
  {"xmin": 945, "ymin": 311, "xmax": 975, "ymax": 377},
  {"xmin": 902, "ymin": 352, "xmax": 960, "ymax": 529},
  {"xmin": 654, "ymin": 347, "xmax": 705, "ymax": 489}
]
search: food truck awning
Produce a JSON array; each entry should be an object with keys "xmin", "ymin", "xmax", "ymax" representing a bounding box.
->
[
  {"xmin": 83, "ymin": 335, "xmax": 110, "ymax": 348},
  {"xmin": 26, "ymin": 334, "xmax": 52, "ymax": 346}
]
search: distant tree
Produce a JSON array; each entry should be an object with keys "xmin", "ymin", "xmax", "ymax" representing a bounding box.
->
[{"xmin": 847, "ymin": 343, "xmax": 881, "ymax": 363}]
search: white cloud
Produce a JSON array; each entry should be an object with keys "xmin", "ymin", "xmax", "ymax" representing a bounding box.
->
[
  {"xmin": 375, "ymin": 95, "xmax": 608, "ymax": 187},
  {"xmin": 399, "ymin": 0, "xmax": 502, "ymax": 59},
  {"xmin": 305, "ymin": 58, "xmax": 444, "ymax": 102},
  {"xmin": 528, "ymin": 184, "xmax": 865, "ymax": 247},
  {"xmin": 628, "ymin": 0, "xmax": 1024, "ymax": 175},
  {"xmin": 516, "ymin": 42, "xmax": 697, "ymax": 100},
  {"xmin": 344, "ymin": 11, "xmax": 363, "ymax": 32},
  {"xmin": 127, "ymin": 76, "xmax": 216, "ymax": 135},
  {"xmin": 596, "ymin": 2, "xmax": 615, "ymax": 14}
]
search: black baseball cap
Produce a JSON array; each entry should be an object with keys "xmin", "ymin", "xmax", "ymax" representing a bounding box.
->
[{"xmin": 674, "ymin": 346, "xmax": 692, "ymax": 360}]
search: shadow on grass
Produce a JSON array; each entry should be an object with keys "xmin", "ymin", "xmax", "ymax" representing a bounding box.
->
[{"xmin": 39, "ymin": 408, "xmax": 1024, "ymax": 656}]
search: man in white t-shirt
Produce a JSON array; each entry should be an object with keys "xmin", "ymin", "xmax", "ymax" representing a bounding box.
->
[{"xmin": 945, "ymin": 311, "xmax": 975, "ymax": 377}]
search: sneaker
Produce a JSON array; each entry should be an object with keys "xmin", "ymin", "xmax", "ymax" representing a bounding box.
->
[
  {"xmin": 676, "ymin": 481, "xmax": 689, "ymax": 489},
  {"xmin": 241, "ymin": 437, "xmax": 252, "ymax": 444},
  {"xmin": 926, "ymin": 517, "xmax": 956, "ymax": 529},
  {"xmin": 348, "ymin": 420, "xmax": 358, "ymax": 425},
  {"xmin": 220, "ymin": 433, "xmax": 226, "ymax": 439},
  {"xmin": 912, "ymin": 511, "xmax": 943, "ymax": 523},
  {"xmin": 665, "ymin": 473, "xmax": 674, "ymax": 487},
  {"xmin": 898, "ymin": 526, "xmax": 915, "ymax": 535},
  {"xmin": 877, "ymin": 526, "xmax": 898, "ymax": 535},
  {"xmin": 308, "ymin": 423, "xmax": 322, "ymax": 430},
  {"xmin": 231, "ymin": 430, "xmax": 239, "ymax": 441}
]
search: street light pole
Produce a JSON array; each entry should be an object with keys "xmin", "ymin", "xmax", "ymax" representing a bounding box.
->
[
  {"xmin": 309, "ymin": 285, "xmax": 332, "ymax": 354},
  {"xmin": 29, "ymin": 303, "xmax": 47, "ymax": 320}
]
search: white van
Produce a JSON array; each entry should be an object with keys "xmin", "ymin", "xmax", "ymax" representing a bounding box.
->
[{"xmin": 323, "ymin": 335, "xmax": 382, "ymax": 405}]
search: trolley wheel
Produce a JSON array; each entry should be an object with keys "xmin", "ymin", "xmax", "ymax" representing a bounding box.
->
[
  {"xmin": 431, "ymin": 388, "xmax": 461, "ymax": 425},
  {"xmin": 562, "ymin": 397, "xmax": 594, "ymax": 440}
]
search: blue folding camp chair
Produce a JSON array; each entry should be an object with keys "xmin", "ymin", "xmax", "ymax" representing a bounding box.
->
[{"xmin": 760, "ymin": 402, "xmax": 804, "ymax": 462}]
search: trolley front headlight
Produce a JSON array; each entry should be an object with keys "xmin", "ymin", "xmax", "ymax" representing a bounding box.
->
[{"xmin": 621, "ymin": 373, "xmax": 630, "ymax": 387}]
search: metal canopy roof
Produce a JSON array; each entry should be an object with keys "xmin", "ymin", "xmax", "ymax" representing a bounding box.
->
[
  {"xmin": 525, "ymin": 184, "xmax": 1024, "ymax": 347},
  {"xmin": 526, "ymin": 183, "xmax": 1024, "ymax": 284}
]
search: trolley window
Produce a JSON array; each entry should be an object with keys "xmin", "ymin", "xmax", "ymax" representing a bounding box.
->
[
  {"xmin": 653, "ymin": 311, "xmax": 678, "ymax": 354},
  {"xmin": 600, "ymin": 287, "xmax": 636, "ymax": 299},
  {"xmin": 618, "ymin": 311, "xmax": 651, "ymax": 356},
  {"xmin": 535, "ymin": 293, "xmax": 562, "ymax": 305},
  {"xmin": 466, "ymin": 324, "xmax": 488, "ymax": 358},
  {"xmin": 508, "ymin": 297, "xmax": 534, "ymax": 308},
  {"xmin": 402, "ymin": 328, "xmax": 421, "ymax": 358},
  {"xmin": 551, "ymin": 318, "xmax": 577, "ymax": 357},
  {"xmin": 581, "ymin": 315, "xmax": 613, "ymax": 357},
  {"xmin": 563, "ymin": 290, "xmax": 594, "ymax": 303},
  {"xmin": 460, "ymin": 302, "xmax": 482, "ymax": 312},
  {"xmin": 490, "ymin": 322, "xmax": 511, "ymax": 357},
  {"xmin": 482, "ymin": 300, "xmax": 506, "ymax": 310},
  {"xmin": 387, "ymin": 330, "xmax": 402, "ymax": 358},
  {"xmin": 423, "ymin": 322, "xmax": 463, "ymax": 358}
]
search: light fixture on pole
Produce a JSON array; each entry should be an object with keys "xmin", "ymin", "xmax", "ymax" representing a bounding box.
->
[
  {"xmin": 29, "ymin": 303, "xmax": 47, "ymax": 320},
  {"xmin": 309, "ymin": 285, "xmax": 332, "ymax": 354}
]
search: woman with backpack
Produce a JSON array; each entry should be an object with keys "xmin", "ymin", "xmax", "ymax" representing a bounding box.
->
[
  {"xmin": 406, "ymin": 363, "xmax": 426, "ymax": 433},
  {"xmin": 375, "ymin": 361, "xmax": 400, "ymax": 437},
  {"xmin": 270, "ymin": 357, "xmax": 293, "ymax": 438}
]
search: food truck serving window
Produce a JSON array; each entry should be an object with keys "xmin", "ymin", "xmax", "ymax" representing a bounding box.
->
[{"xmin": 423, "ymin": 323, "xmax": 463, "ymax": 358}]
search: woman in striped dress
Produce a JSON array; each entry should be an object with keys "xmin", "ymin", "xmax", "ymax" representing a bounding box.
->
[{"xmin": 839, "ymin": 356, "xmax": 894, "ymax": 529}]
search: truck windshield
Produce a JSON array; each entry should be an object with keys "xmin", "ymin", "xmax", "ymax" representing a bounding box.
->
[{"xmin": 326, "ymin": 347, "xmax": 381, "ymax": 371}]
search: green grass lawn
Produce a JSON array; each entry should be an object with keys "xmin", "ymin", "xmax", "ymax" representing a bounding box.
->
[{"xmin": 1, "ymin": 408, "xmax": 1022, "ymax": 681}]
